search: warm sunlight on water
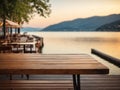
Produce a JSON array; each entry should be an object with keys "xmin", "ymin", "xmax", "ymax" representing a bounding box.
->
[{"xmin": 29, "ymin": 32, "xmax": 120, "ymax": 75}]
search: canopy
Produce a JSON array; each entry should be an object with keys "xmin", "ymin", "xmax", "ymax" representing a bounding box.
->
[{"xmin": 0, "ymin": 20, "xmax": 20, "ymax": 28}]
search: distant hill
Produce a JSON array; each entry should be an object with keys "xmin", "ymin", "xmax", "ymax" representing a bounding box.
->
[
  {"xmin": 21, "ymin": 27, "xmax": 43, "ymax": 32},
  {"xmin": 96, "ymin": 20, "xmax": 120, "ymax": 31},
  {"xmin": 42, "ymin": 14, "xmax": 120, "ymax": 31}
]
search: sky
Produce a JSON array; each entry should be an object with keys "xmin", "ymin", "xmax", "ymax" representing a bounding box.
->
[{"xmin": 23, "ymin": 0, "xmax": 120, "ymax": 28}]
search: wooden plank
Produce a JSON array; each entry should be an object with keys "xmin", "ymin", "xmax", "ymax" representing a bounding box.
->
[
  {"xmin": 0, "ymin": 58, "xmax": 99, "ymax": 62},
  {"xmin": 0, "ymin": 56, "xmax": 93, "ymax": 60},
  {"xmin": 0, "ymin": 54, "xmax": 92, "ymax": 60},
  {"xmin": 5, "ymin": 57, "xmax": 91, "ymax": 60},
  {"xmin": 0, "ymin": 57, "xmax": 94, "ymax": 60},
  {"xmin": 0, "ymin": 62, "xmax": 108, "ymax": 68},
  {"xmin": 0, "ymin": 75, "xmax": 120, "ymax": 90}
]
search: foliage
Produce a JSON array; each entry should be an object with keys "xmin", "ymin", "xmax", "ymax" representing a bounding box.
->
[{"xmin": 0, "ymin": 0, "xmax": 51, "ymax": 24}]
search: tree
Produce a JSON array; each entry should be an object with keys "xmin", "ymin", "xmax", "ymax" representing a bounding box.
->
[
  {"xmin": 10, "ymin": 0, "xmax": 51, "ymax": 24},
  {"xmin": 0, "ymin": 0, "xmax": 51, "ymax": 38}
]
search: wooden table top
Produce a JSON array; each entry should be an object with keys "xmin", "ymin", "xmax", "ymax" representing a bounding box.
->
[{"xmin": 0, "ymin": 54, "xmax": 109, "ymax": 75}]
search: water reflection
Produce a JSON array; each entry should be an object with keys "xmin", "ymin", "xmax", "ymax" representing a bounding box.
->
[{"xmin": 29, "ymin": 32, "xmax": 120, "ymax": 75}]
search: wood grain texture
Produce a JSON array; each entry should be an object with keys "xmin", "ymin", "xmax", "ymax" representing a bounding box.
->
[
  {"xmin": 0, "ymin": 54, "xmax": 109, "ymax": 74},
  {"xmin": 0, "ymin": 75, "xmax": 120, "ymax": 90}
]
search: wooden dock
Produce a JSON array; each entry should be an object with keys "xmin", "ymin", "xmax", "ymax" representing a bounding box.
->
[
  {"xmin": 0, "ymin": 75, "xmax": 120, "ymax": 90},
  {"xmin": 0, "ymin": 54, "xmax": 118, "ymax": 90}
]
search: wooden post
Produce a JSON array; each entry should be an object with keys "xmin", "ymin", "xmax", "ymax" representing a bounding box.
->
[
  {"xmin": 10, "ymin": 27, "xmax": 12, "ymax": 36},
  {"xmin": 18, "ymin": 28, "xmax": 20, "ymax": 34},
  {"xmin": 3, "ymin": 16, "xmax": 6, "ymax": 39}
]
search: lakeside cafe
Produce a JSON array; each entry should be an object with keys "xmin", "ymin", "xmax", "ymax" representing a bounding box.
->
[
  {"xmin": 0, "ymin": 20, "xmax": 22, "ymax": 52},
  {"xmin": 0, "ymin": 20, "xmax": 38, "ymax": 53},
  {"xmin": 0, "ymin": 19, "xmax": 21, "ymax": 32},
  {"xmin": 0, "ymin": 19, "xmax": 21, "ymax": 40},
  {"xmin": 0, "ymin": 20, "xmax": 20, "ymax": 51}
]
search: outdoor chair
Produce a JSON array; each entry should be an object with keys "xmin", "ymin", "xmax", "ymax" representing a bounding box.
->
[
  {"xmin": 25, "ymin": 45, "xmax": 36, "ymax": 53},
  {"xmin": 12, "ymin": 44, "xmax": 23, "ymax": 53}
]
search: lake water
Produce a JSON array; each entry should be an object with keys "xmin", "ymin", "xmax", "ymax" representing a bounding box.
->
[{"xmin": 28, "ymin": 32, "xmax": 120, "ymax": 75}]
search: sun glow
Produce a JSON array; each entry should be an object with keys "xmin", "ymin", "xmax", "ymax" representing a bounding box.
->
[{"xmin": 23, "ymin": 0, "xmax": 120, "ymax": 28}]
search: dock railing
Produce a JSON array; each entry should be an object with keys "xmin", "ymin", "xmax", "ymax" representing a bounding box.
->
[{"xmin": 91, "ymin": 49, "xmax": 120, "ymax": 67}]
